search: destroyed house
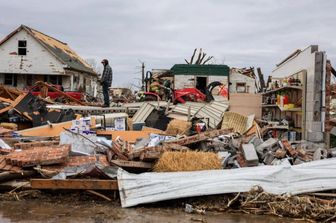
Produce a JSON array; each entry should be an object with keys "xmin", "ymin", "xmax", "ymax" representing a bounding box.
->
[
  {"xmin": 229, "ymin": 67, "xmax": 256, "ymax": 94},
  {"xmin": 170, "ymin": 64, "xmax": 230, "ymax": 94},
  {"xmin": 0, "ymin": 25, "xmax": 98, "ymax": 95}
]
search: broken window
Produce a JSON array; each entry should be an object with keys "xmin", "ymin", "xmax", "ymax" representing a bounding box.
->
[
  {"xmin": 236, "ymin": 82, "xmax": 247, "ymax": 93},
  {"xmin": 18, "ymin": 40, "xmax": 27, "ymax": 56},
  {"xmin": 4, "ymin": 74, "xmax": 17, "ymax": 86}
]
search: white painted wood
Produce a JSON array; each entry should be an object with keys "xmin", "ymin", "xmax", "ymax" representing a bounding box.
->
[
  {"xmin": 0, "ymin": 29, "xmax": 65, "ymax": 75},
  {"xmin": 174, "ymin": 75, "xmax": 228, "ymax": 89},
  {"xmin": 229, "ymin": 72, "xmax": 255, "ymax": 93}
]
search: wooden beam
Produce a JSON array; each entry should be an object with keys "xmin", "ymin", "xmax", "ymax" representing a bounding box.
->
[
  {"xmin": 111, "ymin": 160, "xmax": 153, "ymax": 169},
  {"xmin": 35, "ymin": 81, "xmax": 86, "ymax": 106},
  {"xmin": 0, "ymin": 97, "xmax": 14, "ymax": 104},
  {"xmin": 31, "ymin": 179, "xmax": 118, "ymax": 190},
  {"xmin": 257, "ymin": 67, "xmax": 266, "ymax": 90}
]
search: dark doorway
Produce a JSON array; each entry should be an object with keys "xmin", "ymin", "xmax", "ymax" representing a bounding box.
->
[{"xmin": 196, "ymin": 76, "xmax": 207, "ymax": 93}]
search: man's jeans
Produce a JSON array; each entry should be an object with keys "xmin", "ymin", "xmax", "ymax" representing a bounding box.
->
[{"xmin": 102, "ymin": 81, "xmax": 110, "ymax": 106}]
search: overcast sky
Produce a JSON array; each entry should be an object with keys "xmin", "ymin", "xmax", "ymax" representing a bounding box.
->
[{"xmin": 0, "ymin": 0, "xmax": 335, "ymax": 87}]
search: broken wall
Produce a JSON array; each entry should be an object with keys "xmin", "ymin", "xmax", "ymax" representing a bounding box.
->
[
  {"xmin": 229, "ymin": 72, "xmax": 256, "ymax": 93},
  {"xmin": 271, "ymin": 45, "xmax": 326, "ymax": 142}
]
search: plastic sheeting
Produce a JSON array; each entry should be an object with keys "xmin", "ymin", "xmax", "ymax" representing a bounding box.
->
[{"xmin": 118, "ymin": 158, "xmax": 336, "ymax": 207}]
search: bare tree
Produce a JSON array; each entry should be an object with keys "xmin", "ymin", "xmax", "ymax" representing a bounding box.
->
[{"xmin": 185, "ymin": 48, "xmax": 214, "ymax": 65}]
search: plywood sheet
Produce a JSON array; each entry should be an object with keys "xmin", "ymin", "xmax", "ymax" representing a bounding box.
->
[
  {"xmin": 18, "ymin": 121, "xmax": 72, "ymax": 137},
  {"xmin": 229, "ymin": 93, "xmax": 262, "ymax": 119}
]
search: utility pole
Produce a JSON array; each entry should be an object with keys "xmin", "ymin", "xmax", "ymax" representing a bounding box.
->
[{"xmin": 141, "ymin": 62, "xmax": 145, "ymax": 90}]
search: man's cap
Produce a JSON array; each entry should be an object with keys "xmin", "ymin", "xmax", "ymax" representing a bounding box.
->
[{"xmin": 101, "ymin": 59, "xmax": 109, "ymax": 64}]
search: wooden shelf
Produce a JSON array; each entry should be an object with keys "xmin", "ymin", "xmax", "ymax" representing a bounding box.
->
[
  {"xmin": 262, "ymin": 104, "xmax": 277, "ymax": 107},
  {"xmin": 264, "ymin": 125, "xmax": 289, "ymax": 130},
  {"xmin": 278, "ymin": 107, "xmax": 302, "ymax": 112},
  {"xmin": 261, "ymin": 71, "xmax": 306, "ymax": 140},
  {"xmin": 262, "ymin": 85, "xmax": 302, "ymax": 95},
  {"xmin": 262, "ymin": 104, "xmax": 302, "ymax": 112}
]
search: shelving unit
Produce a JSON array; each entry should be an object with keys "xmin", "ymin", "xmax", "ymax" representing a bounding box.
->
[{"xmin": 261, "ymin": 70, "xmax": 307, "ymax": 140}]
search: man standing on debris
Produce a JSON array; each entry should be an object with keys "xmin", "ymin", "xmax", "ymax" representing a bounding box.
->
[{"xmin": 100, "ymin": 59, "xmax": 113, "ymax": 107}]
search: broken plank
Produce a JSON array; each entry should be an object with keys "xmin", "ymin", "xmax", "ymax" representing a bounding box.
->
[
  {"xmin": 97, "ymin": 130, "xmax": 164, "ymax": 142},
  {"xmin": 31, "ymin": 179, "xmax": 118, "ymax": 190},
  {"xmin": 0, "ymin": 97, "xmax": 14, "ymax": 104},
  {"xmin": 140, "ymin": 151, "xmax": 162, "ymax": 161},
  {"xmin": 35, "ymin": 81, "xmax": 86, "ymax": 106},
  {"xmin": 111, "ymin": 160, "xmax": 153, "ymax": 169},
  {"xmin": 164, "ymin": 128, "xmax": 233, "ymax": 146}
]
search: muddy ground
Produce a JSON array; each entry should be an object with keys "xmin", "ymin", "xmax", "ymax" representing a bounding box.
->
[{"xmin": 0, "ymin": 190, "xmax": 298, "ymax": 223}]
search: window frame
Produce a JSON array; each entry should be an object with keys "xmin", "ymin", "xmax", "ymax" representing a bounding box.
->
[
  {"xmin": 236, "ymin": 82, "xmax": 247, "ymax": 93},
  {"xmin": 18, "ymin": 40, "xmax": 27, "ymax": 56}
]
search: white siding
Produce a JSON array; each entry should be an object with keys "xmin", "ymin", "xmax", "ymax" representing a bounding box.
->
[
  {"xmin": 174, "ymin": 75, "xmax": 194, "ymax": 89},
  {"xmin": 229, "ymin": 72, "xmax": 255, "ymax": 93},
  {"xmin": 0, "ymin": 29, "xmax": 65, "ymax": 75},
  {"xmin": 174, "ymin": 75, "xmax": 228, "ymax": 89}
]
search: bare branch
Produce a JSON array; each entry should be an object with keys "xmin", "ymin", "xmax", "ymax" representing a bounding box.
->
[
  {"xmin": 199, "ymin": 53, "xmax": 207, "ymax": 64},
  {"xmin": 195, "ymin": 48, "xmax": 203, "ymax": 64},
  {"xmin": 189, "ymin": 48, "xmax": 197, "ymax": 64},
  {"xmin": 202, "ymin": 56, "xmax": 213, "ymax": 64}
]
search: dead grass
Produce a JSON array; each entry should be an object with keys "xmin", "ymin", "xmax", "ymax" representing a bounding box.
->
[
  {"xmin": 165, "ymin": 119, "xmax": 191, "ymax": 135},
  {"xmin": 154, "ymin": 151, "xmax": 222, "ymax": 172}
]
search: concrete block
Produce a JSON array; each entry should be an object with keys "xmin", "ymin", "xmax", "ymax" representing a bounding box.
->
[
  {"xmin": 263, "ymin": 151, "xmax": 275, "ymax": 165},
  {"xmin": 256, "ymin": 138, "xmax": 278, "ymax": 155},
  {"xmin": 313, "ymin": 148, "xmax": 328, "ymax": 160},
  {"xmin": 305, "ymin": 111, "xmax": 314, "ymax": 121},
  {"xmin": 310, "ymin": 122, "xmax": 323, "ymax": 132},
  {"xmin": 307, "ymin": 131, "xmax": 324, "ymax": 142},
  {"xmin": 242, "ymin": 144, "xmax": 259, "ymax": 167}
]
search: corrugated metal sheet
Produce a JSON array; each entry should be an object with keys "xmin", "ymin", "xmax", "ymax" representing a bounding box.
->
[
  {"xmin": 132, "ymin": 103, "xmax": 155, "ymax": 123},
  {"xmin": 118, "ymin": 158, "xmax": 336, "ymax": 208},
  {"xmin": 168, "ymin": 101, "xmax": 229, "ymax": 128}
]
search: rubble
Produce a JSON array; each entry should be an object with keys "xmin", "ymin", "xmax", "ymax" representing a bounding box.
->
[{"xmin": 0, "ymin": 48, "xmax": 335, "ymax": 223}]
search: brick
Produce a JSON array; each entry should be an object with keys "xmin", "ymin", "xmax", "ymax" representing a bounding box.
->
[
  {"xmin": 0, "ymin": 155, "xmax": 23, "ymax": 173},
  {"xmin": 274, "ymin": 149, "xmax": 287, "ymax": 159},
  {"xmin": 14, "ymin": 141, "xmax": 59, "ymax": 150},
  {"xmin": 0, "ymin": 148, "xmax": 14, "ymax": 155},
  {"xmin": 41, "ymin": 155, "xmax": 110, "ymax": 172},
  {"xmin": 5, "ymin": 145, "xmax": 70, "ymax": 167},
  {"xmin": 236, "ymin": 152, "xmax": 247, "ymax": 168},
  {"xmin": 281, "ymin": 140, "xmax": 297, "ymax": 158}
]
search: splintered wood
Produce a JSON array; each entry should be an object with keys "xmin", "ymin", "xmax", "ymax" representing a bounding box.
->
[{"xmin": 190, "ymin": 187, "xmax": 336, "ymax": 222}]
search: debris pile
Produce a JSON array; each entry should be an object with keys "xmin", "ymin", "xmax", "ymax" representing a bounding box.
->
[{"xmin": 0, "ymin": 55, "xmax": 335, "ymax": 222}]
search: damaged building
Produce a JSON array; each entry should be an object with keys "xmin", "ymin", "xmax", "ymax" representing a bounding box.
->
[{"xmin": 0, "ymin": 25, "xmax": 98, "ymax": 95}]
